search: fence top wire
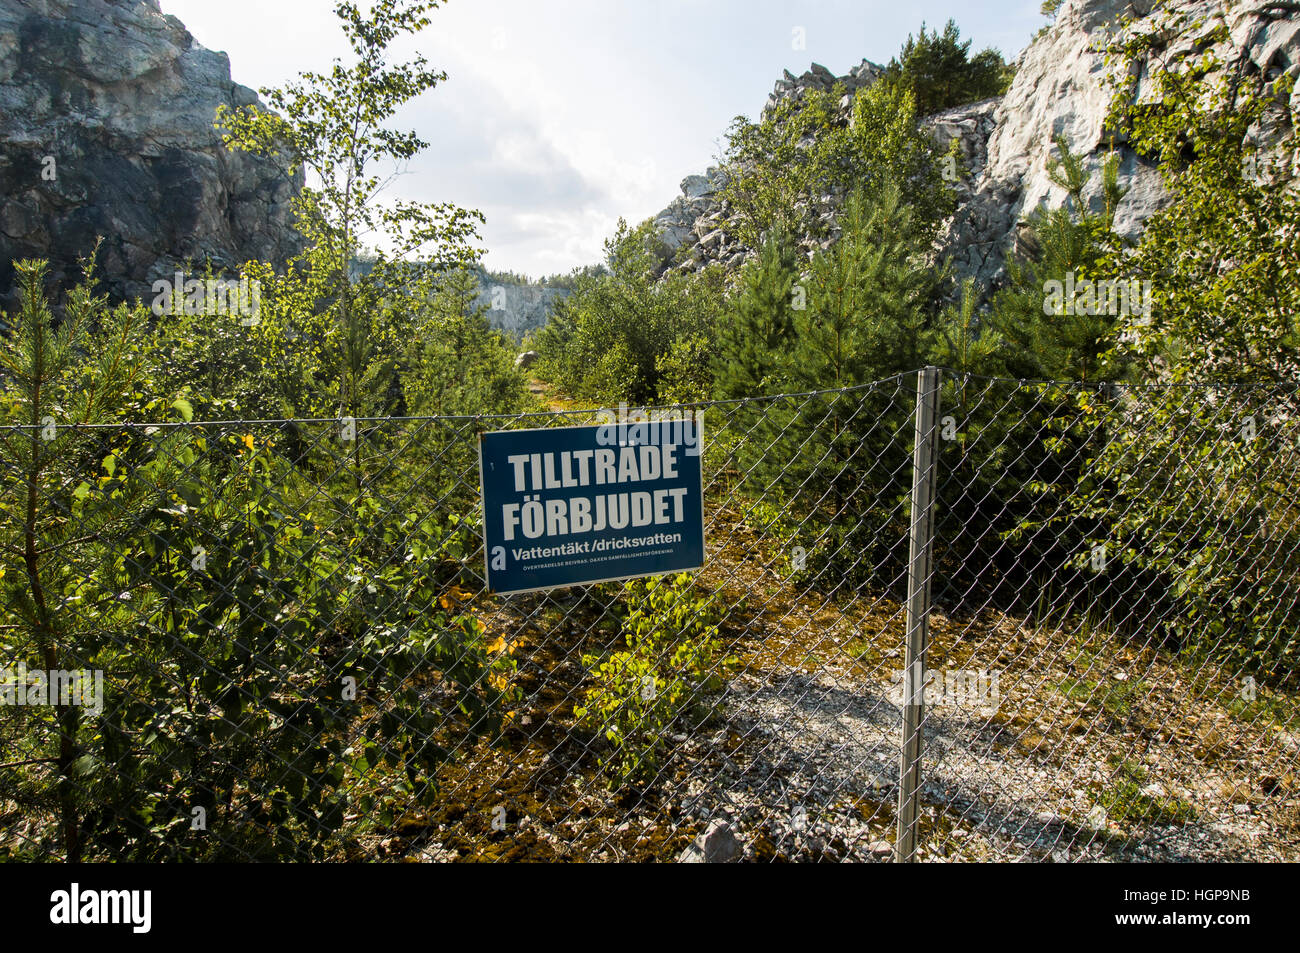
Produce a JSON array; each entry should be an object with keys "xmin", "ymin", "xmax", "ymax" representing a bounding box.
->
[
  {"xmin": 1, "ymin": 367, "xmax": 1296, "ymax": 432},
  {"xmin": 942, "ymin": 367, "xmax": 1300, "ymax": 393},
  {"xmin": 0, "ymin": 372, "xmax": 916, "ymax": 430}
]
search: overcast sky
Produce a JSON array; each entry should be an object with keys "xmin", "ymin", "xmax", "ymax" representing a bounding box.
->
[{"xmin": 161, "ymin": 0, "xmax": 1044, "ymax": 279}]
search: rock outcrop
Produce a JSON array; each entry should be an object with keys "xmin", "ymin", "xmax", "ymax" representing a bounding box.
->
[
  {"xmin": 649, "ymin": 0, "xmax": 1300, "ymax": 291},
  {"xmin": 651, "ymin": 60, "xmax": 887, "ymax": 278},
  {"xmin": 473, "ymin": 270, "xmax": 572, "ymax": 338},
  {"xmin": 0, "ymin": 0, "xmax": 301, "ymax": 308},
  {"xmin": 959, "ymin": 0, "xmax": 1166, "ymax": 287},
  {"xmin": 954, "ymin": 0, "xmax": 1300, "ymax": 287}
]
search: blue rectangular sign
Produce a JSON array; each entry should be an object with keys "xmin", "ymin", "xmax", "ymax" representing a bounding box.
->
[{"xmin": 478, "ymin": 416, "xmax": 705, "ymax": 594}]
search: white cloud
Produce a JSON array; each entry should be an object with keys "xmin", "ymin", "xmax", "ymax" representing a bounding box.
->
[{"xmin": 160, "ymin": 0, "xmax": 1043, "ymax": 278}]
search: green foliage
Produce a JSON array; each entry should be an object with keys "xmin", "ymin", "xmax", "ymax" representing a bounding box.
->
[
  {"xmin": 714, "ymin": 184, "xmax": 944, "ymax": 591},
  {"xmin": 1029, "ymin": 387, "xmax": 1300, "ymax": 682},
  {"xmin": 947, "ymin": 144, "xmax": 1135, "ymax": 620},
  {"xmin": 1101, "ymin": 28, "xmax": 1300, "ymax": 387},
  {"xmin": 544, "ymin": 22, "xmax": 1011, "ymax": 409},
  {"xmin": 932, "ymin": 278, "xmax": 1005, "ymax": 378},
  {"xmin": 83, "ymin": 458, "xmax": 509, "ymax": 860},
  {"xmin": 788, "ymin": 183, "xmax": 941, "ymax": 389},
  {"xmin": 880, "ymin": 20, "xmax": 1012, "ymax": 117},
  {"xmin": 1096, "ymin": 759, "xmax": 1197, "ymax": 828},
  {"xmin": 1055, "ymin": 641, "xmax": 1147, "ymax": 721},
  {"xmin": 533, "ymin": 219, "xmax": 724, "ymax": 405},
  {"xmin": 713, "ymin": 229, "xmax": 801, "ymax": 400},
  {"xmin": 999, "ymin": 21, "xmax": 1300, "ymax": 682},
  {"xmin": 478, "ymin": 264, "xmax": 602, "ymax": 291},
  {"xmin": 216, "ymin": 0, "xmax": 489, "ymax": 427},
  {"xmin": 719, "ymin": 182, "xmax": 946, "ymax": 404},
  {"xmin": 400, "ymin": 266, "xmax": 532, "ymax": 417},
  {"xmin": 0, "ymin": 9, "xmax": 534, "ymax": 857},
  {"xmin": 720, "ymin": 78, "xmax": 952, "ymax": 254},
  {"xmin": 656, "ymin": 330, "xmax": 717, "ymax": 405},
  {"xmin": 1035, "ymin": 1, "xmax": 1064, "ymax": 40},
  {"xmin": 145, "ymin": 259, "xmax": 329, "ymax": 420},
  {"xmin": 987, "ymin": 136, "xmax": 1128, "ymax": 382},
  {"xmin": 0, "ymin": 253, "xmax": 170, "ymax": 861},
  {"xmin": 574, "ymin": 574, "xmax": 727, "ymax": 788},
  {"xmin": 0, "ymin": 253, "xmax": 514, "ymax": 860},
  {"xmin": 532, "ymin": 264, "xmax": 608, "ymax": 291}
]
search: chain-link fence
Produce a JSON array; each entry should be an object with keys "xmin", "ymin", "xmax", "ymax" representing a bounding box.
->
[{"xmin": 2, "ymin": 368, "xmax": 1298, "ymax": 861}]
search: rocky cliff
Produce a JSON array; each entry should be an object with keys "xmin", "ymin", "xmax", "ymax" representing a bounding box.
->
[
  {"xmin": 651, "ymin": 0, "xmax": 1300, "ymax": 290},
  {"xmin": 473, "ymin": 269, "xmax": 572, "ymax": 339},
  {"xmin": 6, "ymin": 0, "xmax": 1297, "ymax": 322},
  {"xmin": 954, "ymin": 0, "xmax": 1300, "ymax": 285},
  {"xmin": 0, "ymin": 0, "xmax": 301, "ymax": 307}
]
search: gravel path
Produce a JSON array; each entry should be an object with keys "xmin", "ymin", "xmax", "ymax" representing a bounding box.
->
[{"xmin": 659, "ymin": 657, "xmax": 1300, "ymax": 861}]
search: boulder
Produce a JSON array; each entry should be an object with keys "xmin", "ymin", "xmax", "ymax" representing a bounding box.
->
[
  {"xmin": 677, "ymin": 818, "xmax": 743, "ymax": 863},
  {"xmin": 680, "ymin": 174, "xmax": 715, "ymax": 200}
]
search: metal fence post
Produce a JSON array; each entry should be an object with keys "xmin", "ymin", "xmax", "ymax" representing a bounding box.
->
[{"xmin": 897, "ymin": 366, "xmax": 940, "ymax": 862}]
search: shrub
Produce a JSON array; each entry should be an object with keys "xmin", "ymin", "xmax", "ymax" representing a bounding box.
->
[{"xmin": 574, "ymin": 574, "xmax": 728, "ymax": 788}]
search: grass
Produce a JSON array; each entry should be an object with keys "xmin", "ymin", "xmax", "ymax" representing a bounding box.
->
[
  {"xmin": 1225, "ymin": 688, "xmax": 1300, "ymax": 733},
  {"xmin": 1094, "ymin": 758, "xmax": 1198, "ymax": 828},
  {"xmin": 1056, "ymin": 673, "xmax": 1147, "ymax": 721}
]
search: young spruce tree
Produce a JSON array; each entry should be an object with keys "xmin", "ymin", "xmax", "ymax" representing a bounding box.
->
[{"xmin": 713, "ymin": 229, "xmax": 800, "ymax": 400}]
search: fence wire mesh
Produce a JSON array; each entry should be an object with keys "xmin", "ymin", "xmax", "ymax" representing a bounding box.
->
[{"xmin": 2, "ymin": 369, "xmax": 1297, "ymax": 861}]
